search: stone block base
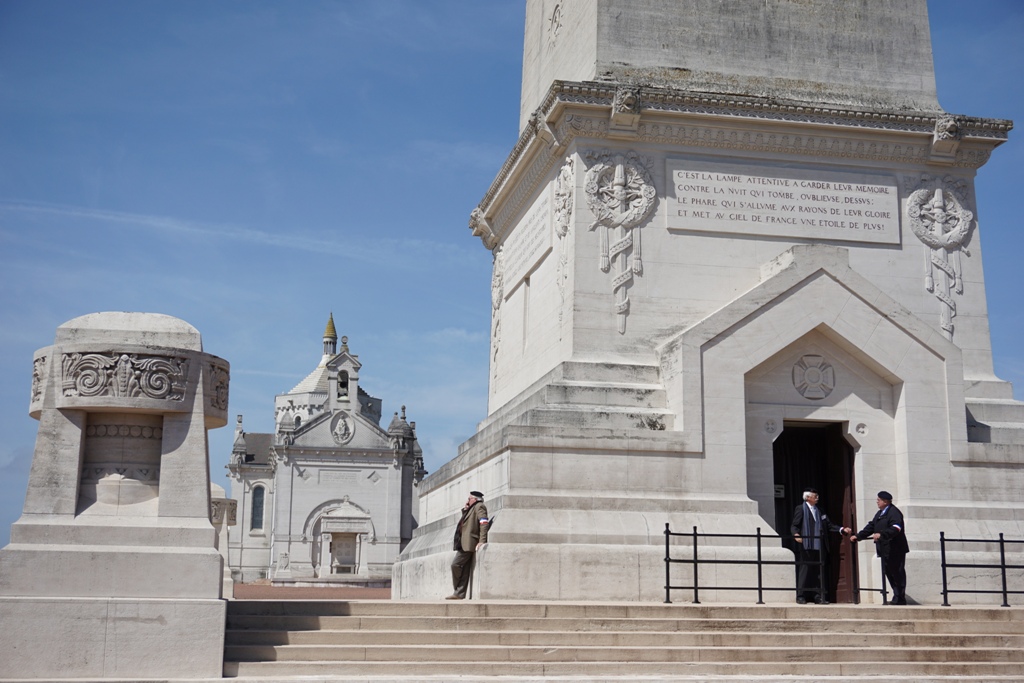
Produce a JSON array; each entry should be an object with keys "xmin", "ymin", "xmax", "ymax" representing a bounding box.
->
[
  {"xmin": 0, "ymin": 597, "xmax": 225, "ymax": 679},
  {"xmin": 393, "ymin": 542, "xmax": 794, "ymax": 603}
]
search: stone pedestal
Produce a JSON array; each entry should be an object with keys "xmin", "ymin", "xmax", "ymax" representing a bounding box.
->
[{"xmin": 0, "ymin": 312, "xmax": 230, "ymax": 679}]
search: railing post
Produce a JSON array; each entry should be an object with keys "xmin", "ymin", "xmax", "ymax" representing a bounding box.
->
[
  {"xmin": 940, "ymin": 531, "xmax": 949, "ymax": 607},
  {"xmin": 999, "ymin": 533, "xmax": 1010, "ymax": 607},
  {"xmin": 753, "ymin": 528, "xmax": 761, "ymax": 602},
  {"xmin": 692, "ymin": 526, "xmax": 700, "ymax": 605},
  {"xmin": 664, "ymin": 523, "xmax": 672, "ymax": 604},
  {"xmin": 818, "ymin": 526, "xmax": 827, "ymax": 604}
]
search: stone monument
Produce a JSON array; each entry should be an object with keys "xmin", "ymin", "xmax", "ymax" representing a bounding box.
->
[
  {"xmin": 0, "ymin": 312, "xmax": 230, "ymax": 678},
  {"xmin": 393, "ymin": 0, "xmax": 1024, "ymax": 603}
]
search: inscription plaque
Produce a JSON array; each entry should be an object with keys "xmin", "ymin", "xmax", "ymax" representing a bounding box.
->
[
  {"xmin": 320, "ymin": 470, "xmax": 358, "ymax": 484},
  {"xmin": 503, "ymin": 188, "xmax": 552, "ymax": 295},
  {"xmin": 667, "ymin": 159, "xmax": 900, "ymax": 244}
]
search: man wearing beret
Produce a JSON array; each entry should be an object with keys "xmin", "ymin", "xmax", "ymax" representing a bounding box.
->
[
  {"xmin": 850, "ymin": 490, "xmax": 910, "ymax": 605},
  {"xmin": 447, "ymin": 490, "xmax": 489, "ymax": 600}
]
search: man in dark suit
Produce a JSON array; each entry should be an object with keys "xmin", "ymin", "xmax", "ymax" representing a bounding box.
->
[
  {"xmin": 447, "ymin": 490, "xmax": 490, "ymax": 600},
  {"xmin": 851, "ymin": 490, "xmax": 910, "ymax": 605},
  {"xmin": 791, "ymin": 488, "xmax": 846, "ymax": 604}
]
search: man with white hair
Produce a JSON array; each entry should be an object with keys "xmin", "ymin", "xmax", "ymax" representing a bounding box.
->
[{"xmin": 791, "ymin": 488, "xmax": 846, "ymax": 604}]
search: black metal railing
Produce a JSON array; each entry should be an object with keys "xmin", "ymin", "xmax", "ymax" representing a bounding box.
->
[
  {"xmin": 663, "ymin": 523, "xmax": 889, "ymax": 605},
  {"xmin": 939, "ymin": 531, "xmax": 1024, "ymax": 607}
]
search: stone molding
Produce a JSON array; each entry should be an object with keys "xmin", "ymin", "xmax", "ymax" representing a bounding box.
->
[{"xmin": 470, "ymin": 80, "xmax": 1010, "ymax": 250}]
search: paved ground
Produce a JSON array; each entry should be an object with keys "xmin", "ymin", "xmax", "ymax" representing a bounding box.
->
[{"xmin": 232, "ymin": 582, "xmax": 391, "ymax": 600}]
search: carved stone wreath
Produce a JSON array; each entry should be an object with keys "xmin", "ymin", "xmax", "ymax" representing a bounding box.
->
[
  {"xmin": 583, "ymin": 149, "xmax": 657, "ymax": 333},
  {"xmin": 792, "ymin": 355, "xmax": 835, "ymax": 400},
  {"xmin": 905, "ymin": 180, "xmax": 975, "ymax": 340}
]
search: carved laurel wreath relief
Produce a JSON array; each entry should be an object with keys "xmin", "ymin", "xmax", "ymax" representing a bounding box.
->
[
  {"xmin": 553, "ymin": 157, "xmax": 575, "ymax": 336},
  {"xmin": 62, "ymin": 352, "xmax": 188, "ymax": 400},
  {"xmin": 904, "ymin": 174, "xmax": 975, "ymax": 341},
  {"xmin": 583, "ymin": 150, "xmax": 657, "ymax": 333}
]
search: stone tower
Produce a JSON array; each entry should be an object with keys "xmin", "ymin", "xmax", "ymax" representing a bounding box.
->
[{"xmin": 394, "ymin": 1, "xmax": 1023, "ymax": 604}]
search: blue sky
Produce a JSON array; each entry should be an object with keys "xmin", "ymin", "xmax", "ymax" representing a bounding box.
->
[{"xmin": 0, "ymin": 1, "xmax": 1021, "ymax": 547}]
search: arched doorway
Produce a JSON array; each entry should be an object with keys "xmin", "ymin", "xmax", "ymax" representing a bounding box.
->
[{"xmin": 773, "ymin": 422, "xmax": 857, "ymax": 603}]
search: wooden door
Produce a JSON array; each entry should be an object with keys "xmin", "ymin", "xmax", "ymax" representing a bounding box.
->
[{"xmin": 773, "ymin": 422, "xmax": 857, "ymax": 603}]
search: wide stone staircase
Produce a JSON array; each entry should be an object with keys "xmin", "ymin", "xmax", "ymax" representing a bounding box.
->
[{"xmin": 223, "ymin": 600, "xmax": 1024, "ymax": 681}]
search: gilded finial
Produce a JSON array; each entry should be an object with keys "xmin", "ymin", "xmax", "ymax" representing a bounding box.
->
[{"xmin": 324, "ymin": 312, "xmax": 338, "ymax": 340}]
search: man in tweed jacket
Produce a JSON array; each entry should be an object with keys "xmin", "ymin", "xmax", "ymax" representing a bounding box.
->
[{"xmin": 447, "ymin": 490, "xmax": 490, "ymax": 600}]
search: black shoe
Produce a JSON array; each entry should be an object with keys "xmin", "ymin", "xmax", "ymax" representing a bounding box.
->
[
  {"xmin": 796, "ymin": 597, "xmax": 807, "ymax": 604},
  {"xmin": 814, "ymin": 597, "xmax": 827, "ymax": 604}
]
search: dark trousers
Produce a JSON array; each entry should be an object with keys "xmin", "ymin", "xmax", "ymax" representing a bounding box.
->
[
  {"xmin": 796, "ymin": 548, "xmax": 828, "ymax": 602},
  {"xmin": 451, "ymin": 550, "xmax": 475, "ymax": 598},
  {"xmin": 882, "ymin": 551, "xmax": 908, "ymax": 603}
]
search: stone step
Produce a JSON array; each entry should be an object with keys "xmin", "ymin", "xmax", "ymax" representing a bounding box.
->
[
  {"xmin": 967, "ymin": 398, "xmax": 1024, "ymax": 424},
  {"xmin": 223, "ymin": 659, "xmax": 1024, "ymax": 678},
  {"xmin": 542, "ymin": 381, "xmax": 667, "ymax": 409},
  {"xmin": 225, "ymin": 599, "xmax": 1021, "ymax": 621},
  {"xmin": 225, "ymin": 627, "xmax": 1024, "ymax": 649},
  {"xmin": 226, "ymin": 599, "xmax": 1022, "ymax": 616},
  {"xmin": 225, "ymin": 643, "xmax": 1024, "ymax": 664},
  {"xmin": 225, "ymin": 613, "xmax": 1024, "ymax": 636},
  {"xmin": 521, "ymin": 405, "xmax": 675, "ymax": 430},
  {"xmin": 555, "ymin": 361, "xmax": 662, "ymax": 385},
  {"xmin": 970, "ymin": 422, "xmax": 1024, "ymax": 446}
]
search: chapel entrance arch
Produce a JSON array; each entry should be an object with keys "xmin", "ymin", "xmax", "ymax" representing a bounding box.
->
[{"xmin": 772, "ymin": 421, "xmax": 857, "ymax": 603}]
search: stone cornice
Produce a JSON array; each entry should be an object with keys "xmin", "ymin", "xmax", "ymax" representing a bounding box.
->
[
  {"xmin": 550, "ymin": 81, "xmax": 1012, "ymax": 137},
  {"xmin": 471, "ymin": 80, "xmax": 1014, "ymax": 250}
]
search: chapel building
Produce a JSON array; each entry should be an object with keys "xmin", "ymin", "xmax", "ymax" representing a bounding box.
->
[{"xmin": 228, "ymin": 315, "xmax": 425, "ymax": 584}]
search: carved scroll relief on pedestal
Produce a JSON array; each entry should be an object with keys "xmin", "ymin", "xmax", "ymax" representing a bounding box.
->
[
  {"xmin": 904, "ymin": 175, "xmax": 975, "ymax": 341},
  {"xmin": 62, "ymin": 352, "xmax": 189, "ymax": 400},
  {"xmin": 584, "ymin": 150, "xmax": 657, "ymax": 333},
  {"xmin": 554, "ymin": 157, "xmax": 575, "ymax": 336}
]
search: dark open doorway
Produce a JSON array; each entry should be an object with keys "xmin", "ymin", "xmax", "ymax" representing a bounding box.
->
[{"xmin": 773, "ymin": 422, "xmax": 857, "ymax": 603}]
